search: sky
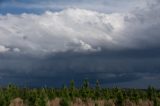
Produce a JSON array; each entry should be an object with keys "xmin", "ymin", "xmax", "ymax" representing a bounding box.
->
[{"xmin": 0, "ymin": 0, "xmax": 160, "ymax": 88}]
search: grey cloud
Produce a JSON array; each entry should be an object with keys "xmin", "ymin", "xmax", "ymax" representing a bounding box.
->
[
  {"xmin": 0, "ymin": 48, "xmax": 160, "ymax": 88},
  {"xmin": 0, "ymin": 0, "xmax": 160, "ymax": 88},
  {"xmin": 114, "ymin": 0, "xmax": 160, "ymax": 49}
]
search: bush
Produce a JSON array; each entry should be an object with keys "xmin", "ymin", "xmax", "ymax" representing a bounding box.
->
[
  {"xmin": 60, "ymin": 98, "xmax": 70, "ymax": 106},
  {"xmin": 95, "ymin": 102, "xmax": 98, "ymax": 106}
]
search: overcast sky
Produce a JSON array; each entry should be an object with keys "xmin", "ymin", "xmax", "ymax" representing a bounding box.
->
[{"xmin": 0, "ymin": 0, "xmax": 160, "ymax": 88}]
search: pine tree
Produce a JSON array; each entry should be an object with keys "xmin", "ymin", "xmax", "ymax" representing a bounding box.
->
[
  {"xmin": 47, "ymin": 88, "xmax": 56, "ymax": 100},
  {"xmin": 69, "ymin": 80, "xmax": 76, "ymax": 100},
  {"xmin": 95, "ymin": 80, "xmax": 101, "ymax": 100},
  {"xmin": 80, "ymin": 79, "xmax": 90, "ymax": 99},
  {"xmin": 60, "ymin": 98, "xmax": 70, "ymax": 106},
  {"xmin": 147, "ymin": 86, "xmax": 156, "ymax": 100},
  {"xmin": 62, "ymin": 85, "xmax": 70, "ymax": 99},
  {"xmin": 116, "ymin": 90, "xmax": 124, "ymax": 106}
]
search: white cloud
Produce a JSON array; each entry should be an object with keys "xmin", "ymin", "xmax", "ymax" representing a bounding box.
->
[
  {"xmin": 0, "ymin": 0, "xmax": 160, "ymax": 55},
  {"xmin": 0, "ymin": 8, "xmax": 125, "ymax": 54},
  {"xmin": 13, "ymin": 48, "xmax": 21, "ymax": 52},
  {"xmin": 0, "ymin": 45, "xmax": 10, "ymax": 53},
  {"xmin": 66, "ymin": 39, "xmax": 101, "ymax": 52}
]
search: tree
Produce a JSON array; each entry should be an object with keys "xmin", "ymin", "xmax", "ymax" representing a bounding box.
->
[
  {"xmin": 147, "ymin": 86, "xmax": 156, "ymax": 100},
  {"xmin": 69, "ymin": 80, "xmax": 76, "ymax": 99},
  {"xmin": 102, "ymin": 89, "xmax": 110, "ymax": 100},
  {"xmin": 95, "ymin": 80, "xmax": 101, "ymax": 100},
  {"xmin": 61, "ymin": 85, "xmax": 70, "ymax": 99},
  {"xmin": 34, "ymin": 88, "xmax": 48, "ymax": 106},
  {"xmin": 80, "ymin": 79, "xmax": 91, "ymax": 99},
  {"xmin": 47, "ymin": 88, "xmax": 56, "ymax": 100},
  {"xmin": 4, "ymin": 84, "xmax": 19, "ymax": 106},
  {"xmin": 116, "ymin": 90, "xmax": 124, "ymax": 106},
  {"xmin": 60, "ymin": 98, "xmax": 70, "ymax": 106}
]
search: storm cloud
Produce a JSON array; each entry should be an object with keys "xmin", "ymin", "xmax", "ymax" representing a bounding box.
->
[{"xmin": 0, "ymin": 0, "xmax": 160, "ymax": 88}]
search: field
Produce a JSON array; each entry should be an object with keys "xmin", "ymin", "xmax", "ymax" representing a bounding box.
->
[{"xmin": 0, "ymin": 80, "xmax": 160, "ymax": 106}]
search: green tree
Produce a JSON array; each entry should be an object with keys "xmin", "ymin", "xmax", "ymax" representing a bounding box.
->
[
  {"xmin": 61, "ymin": 85, "xmax": 70, "ymax": 99},
  {"xmin": 34, "ymin": 88, "xmax": 48, "ymax": 106},
  {"xmin": 27, "ymin": 89, "xmax": 38, "ymax": 105},
  {"xmin": 4, "ymin": 84, "xmax": 19, "ymax": 105},
  {"xmin": 69, "ymin": 80, "xmax": 76, "ymax": 99},
  {"xmin": 147, "ymin": 86, "xmax": 156, "ymax": 100},
  {"xmin": 95, "ymin": 80, "xmax": 101, "ymax": 100},
  {"xmin": 80, "ymin": 79, "xmax": 91, "ymax": 99},
  {"xmin": 116, "ymin": 90, "xmax": 124, "ymax": 106},
  {"xmin": 102, "ymin": 89, "xmax": 110, "ymax": 100},
  {"xmin": 60, "ymin": 98, "xmax": 70, "ymax": 106},
  {"xmin": 47, "ymin": 88, "xmax": 56, "ymax": 100}
]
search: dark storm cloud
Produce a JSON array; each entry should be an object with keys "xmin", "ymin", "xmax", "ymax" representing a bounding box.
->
[{"xmin": 0, "ymin": 48, "xmax": 160, "ymax": 88}]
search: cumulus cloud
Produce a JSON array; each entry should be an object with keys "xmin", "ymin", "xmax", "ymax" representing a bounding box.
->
[
  {"xmin": 66, "ymin": 39, "xmax": 101, "ymax": 52},
  {"xmin": 0, "ymin": 0, "xmax": 160, "ymax": 55},
  {"xmin": 0, "ymin": 8, "xmax": 126, "ymax": 55},
  {"xmin": 117, "ymin": 0, "xmax": 160, "ymax": 49}
]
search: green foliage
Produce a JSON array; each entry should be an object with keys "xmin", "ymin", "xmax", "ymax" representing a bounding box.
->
[
  {"xmin": 0, "ymin": 81, "xmax": 159, "ymax": 106},
  {"xmin": 80, "ymin": 79, "xmax": 91, "ymax": 99},
  {"xmin": 147, "ymin": 86, "xmax": 156, "ymax": 100},
  {"xmin": 116, "ymin": 89, "xmax": 124, "ymax": 106},
  {"xmin": 95, "ymin": 102, "xmax": 98, "ymax": 106},
  {"xmin": 6, "ymin": 84, "xmax": 19, "ymax": 99},
  {"xmin": 34, "ymin": 88, "xmax": 48, "ymax": 106},
  {"xmin": 46, "ymin": 88, "xmax": 56, "ymax": 100},
  {"xmin": 61, "ymin": 85, "xmax": 70, "ymax": 99},
  {"xmin": 95, "ymin": 80, "xmax": 101, "ymax": 100},
  {"xmin": 102, "ymin": 89, "xmax": 110, "ymax": 100},
  {"xmin": 153, "ymin": 97, "xmax": 160, "ymax": 106},
  {"xmin": 60, "ymin": 98, "xmax": 70, "ymax": 106},
  {"xmin": 69, "ymin": 80, "xmax": 76, "ymax": 100}
]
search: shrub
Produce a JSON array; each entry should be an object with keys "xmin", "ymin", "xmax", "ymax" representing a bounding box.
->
[{"xmin": 60, "ymin": 98, "xmax": 70, "ymax": 106}]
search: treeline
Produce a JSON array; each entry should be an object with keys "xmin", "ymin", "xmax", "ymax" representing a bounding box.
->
[{"xmin": 0, "ymin": 80, "xmax": 160, "ymax": 106}]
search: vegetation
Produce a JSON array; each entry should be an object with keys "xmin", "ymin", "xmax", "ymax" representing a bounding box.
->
[{"xmin": 0, "ymin": 80, "xmax": 160, "ymax": 106}]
